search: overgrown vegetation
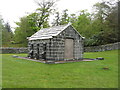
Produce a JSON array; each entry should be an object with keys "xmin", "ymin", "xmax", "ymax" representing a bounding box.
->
[
  {"xmin": 2, "ymin": 50, "xmax": 118, "ymax": 88},
  {"xmin": 1, "ymin": 0, "xmax": 119, "ymax": 47}
]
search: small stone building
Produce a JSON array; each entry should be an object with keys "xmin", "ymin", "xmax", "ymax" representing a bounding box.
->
[{"xmin": 28, "ymin": 23, "xmax": 84, "ymax": 61}]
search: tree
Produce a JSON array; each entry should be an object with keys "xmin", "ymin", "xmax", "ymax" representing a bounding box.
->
[
  {"xmin": 60, "ymin": 9, "xmax": 69, "ymax": 25},
  {"xmin": 73, "ymin": 10, "xmax": 92, "ymax": 38},
  {"xmin": 93, "ymin": 1, "xmax": 111, "ymax": 32},
  {"xmin": 4, "ymin": 22, "xmax": 13, "ymax": 40},
  {"xmin": 52, "ymin": 12, "xmax": 60, "ymax": 26},
  {"xmin": 0, "ymin": 19, "xmax": 13, "ymax": 47},
  {"xmin": 4, "ymin": 22, "xmax": 12, "ymax": 33},
  {"xmin": 0, "ymin": 16, "xmax": 3, "ymax": 47},
  {"xmin": 69, "ymin": 14, "xmax": 77, "ymax": 24},
  {"xmin": 91, "ymin": 0, "xmax": 119, "ymax": 45},
  {"xmin": 105, "ymin": 1, "xmax": 119, "ymax": 42},
  {"xmin": 14, "ymin": 15, "xmax": 38, "ymax": 46},
  {"xmin": 35, "ymin": 0, "xmax": 56, "ymax": 28},
  {"xmin": 27, "ymin": 12, "xmax": 39, "ymax": 32},
  {"xmin": 14, "ymin": 0, "xmax": 56, "ymax": 47}
]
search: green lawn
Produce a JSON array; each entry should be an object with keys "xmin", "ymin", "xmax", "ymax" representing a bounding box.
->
[
  {"xmin": 2, "ymin": 50, "xmax": 118, "ymax": 88},
  {"xmin": 0, "ymin": 54, "xmax": 2, "ymax": 89}
]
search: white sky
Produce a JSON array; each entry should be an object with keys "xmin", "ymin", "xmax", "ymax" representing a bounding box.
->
[{"xmin": 0, "ymin": 0, "xmax": 101, "ymax": 31}]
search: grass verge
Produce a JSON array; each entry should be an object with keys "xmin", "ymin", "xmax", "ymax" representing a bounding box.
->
[{"xmin": 2, "ymin": 50, "xmax": 118, "ymax": 88}]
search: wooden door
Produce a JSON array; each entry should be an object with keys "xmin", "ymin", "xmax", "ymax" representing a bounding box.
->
[{"xmin": 64, "ymin": 39, "xmax": 74, "ymax": 59}]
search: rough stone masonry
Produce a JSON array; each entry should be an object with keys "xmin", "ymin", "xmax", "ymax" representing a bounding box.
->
[{"xmin": 28, "ymin": 23, "xmax": 84, "ymax": 61}]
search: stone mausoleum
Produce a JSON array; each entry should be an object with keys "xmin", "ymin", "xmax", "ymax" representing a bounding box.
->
[{"xmin": 28, "ymin": 23, "xmax": 84, "ymax": 61}]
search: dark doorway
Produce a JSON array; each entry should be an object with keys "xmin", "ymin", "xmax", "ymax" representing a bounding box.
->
[
  {"xmin": 42, "ymin": 43, "xmax": 47, "ymax": 60},
  {"xmin": 36, "ymin": 44, "xmax": 40, "ymax": 59},
  {"xmin": 30, "ymin": 44, "xmax": 34, "ymax": 58}
]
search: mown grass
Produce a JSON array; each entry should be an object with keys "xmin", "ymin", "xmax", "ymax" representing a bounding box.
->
[
  {"xmin": 0, "ymin": 54, "xmax": 2, "ymax": 89},
  {"xmin": 2, "ymin": 50, "xmax": 118, "ymax": 88}
]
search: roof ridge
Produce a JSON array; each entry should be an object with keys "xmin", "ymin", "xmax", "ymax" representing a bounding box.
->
[{"xmin": 40, "ymin": 24, "xmax": 68, "ymax": 30}]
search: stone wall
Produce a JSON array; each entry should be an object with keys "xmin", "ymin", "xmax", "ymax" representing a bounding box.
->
[
  {"xmin": 0, "ymin": 47, "xmax": 28, "ymax": 54},
  {"xmin": 1, "ymin": 42, "xmax": 119, "ymax": 54},
  {"xmin": 84, "ymin": 42, "xmax": 120, "ymax": 52}
]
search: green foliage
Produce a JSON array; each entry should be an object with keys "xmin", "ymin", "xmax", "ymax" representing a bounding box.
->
[
  {"xmin": 69, "ymin": 14, "xmax": 77, "ymax": 24},
  {"xmin": 12, "ymin": 0, "xmax": 118, "ymax": 47},
  {"xmin": 14, "ymin": 15, "xmax": 38, "ymax": 46},
  {"xmin": 2, "ymin": 50, "xmax": 118, "ymax": 88},
  {"xmin": 0, "ymin": 17, "xmax": 3, "ymax": 47},
  {"xmin": 4, "ymin": 22, "xmax": 13, "ymax": 33},
  {"xmin": 52, "ymin": 9, "xmax": 69, "ymax": 26},
  {"xmin": 79, "ymin": 1, "xmax": 118, "ymax": 46},
  {"xmin": 60, "ymin": 9, "xmax": 69, "ymax": 25},
  {"xmin": 52, "ymin": 12, "xmax": 60, "ymax": 26},
  {"xmin": 14, "ymin": 12, "xmax": 50, "ymax": 47},
  {"xmin": 0, "ymin": 17, "xmax": 13, "ymax": 47},
  {"xmin": 87, "ymin": 0, "xmax": 118, "ymax": 46},
  {"xmin": 13, "ymin": 0, "xmax": 55, "ymax": 47},
  {"xmin": 73, "ymin": 10, "xmax": 92, "ymax": 39},
  {"xmin": 27, "ymin": 12, "xmax": 40, "ymax": 32},
  {"xmin": 35, "ymin": 0, "xmax": 55, "ymax": 28}
]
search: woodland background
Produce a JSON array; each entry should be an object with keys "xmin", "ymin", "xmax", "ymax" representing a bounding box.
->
[{"xmin": 0, "ymin": 0, "xmax": 119, "ymax": 47}]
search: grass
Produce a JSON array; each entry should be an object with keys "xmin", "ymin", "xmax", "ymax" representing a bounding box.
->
[
  {"xmin": 2, "ymin": 50, "xmax": 118, "ymax": 88},
  {"xmin": 0, "ymin": 54, "xmax": 2, "ymax": 89}
]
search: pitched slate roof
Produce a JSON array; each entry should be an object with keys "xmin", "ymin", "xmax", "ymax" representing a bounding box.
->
[{"xmin": 28, "ymin": 23, "xmax": 84, "ymax": 40}]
